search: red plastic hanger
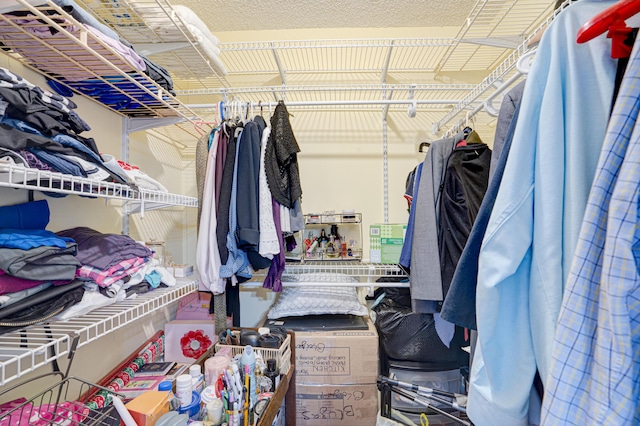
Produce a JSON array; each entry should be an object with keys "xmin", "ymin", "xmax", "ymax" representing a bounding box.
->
[{"xmin": 577, "ymin": 0, "xmax": 640, "ymax": 58}]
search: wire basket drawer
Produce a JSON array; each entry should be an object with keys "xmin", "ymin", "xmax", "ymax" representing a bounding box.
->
[{"xmin": 0, "ymin": 375, "xmax": 124, "ymax": 426}]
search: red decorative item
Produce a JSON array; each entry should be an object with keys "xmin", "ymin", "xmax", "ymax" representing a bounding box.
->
[
  {"xmin": 180, "ymin": 329, "xmax": 212, "ymax": 359},
  {"xmin": 165, "ymin": 320, "xmax": 216, "ymax": 363}
]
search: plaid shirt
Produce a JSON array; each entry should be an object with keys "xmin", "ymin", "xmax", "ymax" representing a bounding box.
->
[{"xmin": 541, "ymin": 38, "xmax": 640, "ymax": 425}]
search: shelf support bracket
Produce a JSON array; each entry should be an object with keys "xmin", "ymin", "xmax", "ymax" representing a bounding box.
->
[
  {"xmin": 271, "ymin": 43, "xmax": 287, "ymax": 86},
  {"xmin": 382, "ymin": 89, "xmax": 394, "ymax": 122},
  {"xmin": 122, "ymin": 117, "xmax": 130, "ymax": 236},
  {"xmin": 381, "ymin": 40, "xmax": 394, "ymax": 84}
]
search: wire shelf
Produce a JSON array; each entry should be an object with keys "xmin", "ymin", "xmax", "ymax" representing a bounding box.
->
[
  {"xmin": 0, "ymin": 278, "xmax": 197, "ymax": 386},
  {"xmin": 0, "ymin": 163, "xmax": 198, "ymax": 209},
  {"xmin": 283, "ymin": 261, "xmax": 407, "ymax": 279},
  {"xmin": 219, "ymin": 38, "xmax": 455, "ymax": 78},
  {"xmin": 0, "ymin": 0, "xmax": 201, "ymax": 120},
  {"xmin": 76, "ymin": 0, "xmax": 229, "ymax": 87},
  {"xmin": 0, "ymin": 375, "xmax": 124, "ymax": 425},
  {"xmin": 432, "ymin": 0, "xmax": 572, "ymax": 134},
  {"xmin": 435, "ymin": 0, "xmax": 557, "ymax": 73}
]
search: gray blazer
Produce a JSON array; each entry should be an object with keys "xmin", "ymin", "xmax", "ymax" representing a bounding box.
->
[{"xmin": 410, "ymin": 132, "xmax": 462, "ymax": 312}]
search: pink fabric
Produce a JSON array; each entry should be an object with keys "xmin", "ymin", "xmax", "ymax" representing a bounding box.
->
[
  {"xmin": 0, "ymin": 400, "xmax": 88, "ymax": 426},
  {"xmin": 77, "ymin": 256, "xmax": 147, "ymax": 287},
  {"xmin": 0, "ymin": 14, "xmax": 144, "ymax": 81},
  {"xmin": 0, "ymin": 270, "xmax": 70, "ymax": 295}
]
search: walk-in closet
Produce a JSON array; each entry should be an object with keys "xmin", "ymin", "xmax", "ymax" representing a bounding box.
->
[{"xmin": 0, "ymin": 0, "xmax": 637, "ymax": 425}]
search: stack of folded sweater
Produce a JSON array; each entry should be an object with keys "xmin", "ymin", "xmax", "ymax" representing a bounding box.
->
[
  {"xmin": 54, "ymin": 226, "xmax": 176, "ymax": 320},
  {"xmin": 0, "ymin": 200, "xmax": 84, "ymax": 334},
  {"xmin": 0, "ymin": 200, "xmax": 179, "ymax": 332},
  {"xmin": 0, "ymin": 67, "xmax": 134, "ymax": 188}
]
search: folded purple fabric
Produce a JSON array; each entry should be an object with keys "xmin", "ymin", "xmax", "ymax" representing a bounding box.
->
[
  {"xmin": 56, "ymin": 227, "xmax": 152, "ymax": 270},
  {"xmin": 0, "ymin": 270, "xmax": 70, "ymax": 295}
]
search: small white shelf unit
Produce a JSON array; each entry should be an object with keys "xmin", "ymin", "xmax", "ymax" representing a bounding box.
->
[{"xmin": 248, "ymin": 261, "xmax": 409, "ymax": 288}]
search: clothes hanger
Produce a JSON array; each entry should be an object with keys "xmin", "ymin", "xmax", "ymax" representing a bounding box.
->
[
  {"xmin": 577, "ymin": 0, "xmax": 640, "ymax": 58},
  {"xmin": 418, "ymin": 141, "xmax": 431, "ymax": 153},
  {"xmin": 193, "ymin": 120, "xmax": 216, "ymax": 136},
  {"xmin": 577, "ymin": 0, "xmax": 640, "ymax": 43}
]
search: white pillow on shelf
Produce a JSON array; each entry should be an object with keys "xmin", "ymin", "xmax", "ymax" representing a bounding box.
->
[
  {"xmin": 172, "ymin": 5, "xmax": 220, "ymax": 46},
  {"xmin": 267, "ymin": 273, "xmax": 369, "ymax": 319}
]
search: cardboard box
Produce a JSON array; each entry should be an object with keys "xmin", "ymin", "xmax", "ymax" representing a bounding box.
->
[
  {"xmin": 294, "ymin": 317, "xmax": 378, "ymax": 385},
  {"xmin": 295, "ymin": 383, "xmax": 378, "ymax": 426},
  {"xmin": 125, "ymin": 390, "xmax": 170, "ymax": 426},
  {"xmin": 369, "ymin": 223, "xmax": 406, "ymax": 264},
  {"xmin": 175, "ymin": 292, "xmax": 214, "ymax": 321},
  {"xmin": 164, "ymin": 320, "xmax": 216, "ymax": 363}
]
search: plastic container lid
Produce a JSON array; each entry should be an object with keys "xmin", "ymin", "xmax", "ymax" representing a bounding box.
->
[
  {"xmin": 189, "ymin": 364, "xmax": 202, "ymax": 378},
  {"xmin": 200, "ymin": 386, "xmax": 218, "ymax": 404},
  {"xmin": 158, "ymin": 381, "xmax": 173, "ymax": 392},
  {"xmin": 177, "ymin": 392, "xmax": 201, "ymax": 419},
  {"xmin": 176, "ymin": 374, "xmax": 192, "ymax": 388}
]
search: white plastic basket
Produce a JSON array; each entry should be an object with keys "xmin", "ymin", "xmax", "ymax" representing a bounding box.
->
[{"xmin": 215, "ymin": 333, "xmax": 291, "ymax": 375}]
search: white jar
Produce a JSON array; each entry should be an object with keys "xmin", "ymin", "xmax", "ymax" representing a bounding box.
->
[
  {"xmin": 206, "ymin": 399, "xmax": 224, "ymax": 425},
  {"xmin": 176, "ymin": 374, "xmax": 193, "ymax": 408}
]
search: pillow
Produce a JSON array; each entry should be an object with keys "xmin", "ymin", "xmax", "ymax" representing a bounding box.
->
[
  {"xmin": 172, "ymin": 5, "xmax": 220, "ymax": 46},
  {"xmin": 267, "ymin": 273, "xmax": 369, "ymax": 319},
  {"xmin": 185, "ymin": 24, "xmax": 227, "ymax": 76}
]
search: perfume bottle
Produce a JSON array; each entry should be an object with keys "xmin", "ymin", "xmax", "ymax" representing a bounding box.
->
[
  {"xmin": 326, "ymin": 235, "xmax": 339, "ymax": 258},
  {"xmin": 318, "ymin": 229, "xmax": 329, "ymax": 249}
]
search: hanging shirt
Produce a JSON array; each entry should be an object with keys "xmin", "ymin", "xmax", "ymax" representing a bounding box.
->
[
  {"xmin": 220, "ymin": 128, "xmax": 252, "ymax": 281},
  {"xmin": 409, "ymin": 134, "xmax": 460, "ymax": 312},
  {"xmin": 541, "ymin": 33, "xmax": 640, "ymax": 426},
  {"xmin": 399, "ymin": 162, "xmax": 422, "ymax": 268},
  {"xmin": 258, "ymin": 126, "xmax": 280, "ymax": 259},
  {"xmin": 237, "ymin": 117, "xmax": 271, "ymax": 271},
  {"xmin": 196, "ymin": 130, "xmax": 224, "ymax": 293},
  {"xmin": 441, "ymin": 101, "xmax": 522, "ymax": 330},
  {"xmin": 467, "ymin": 1, "xmax": 618, "ymax": 425},
  {"xmin": 217, "ymin": 123, "xmax": 240, "ymax": 265}
]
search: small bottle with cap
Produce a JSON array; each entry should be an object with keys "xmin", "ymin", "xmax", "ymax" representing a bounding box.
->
[
  {"xmin": 264, "ymin": 359, "xmax": 280, "ymax": 392},
  {"xmin": 190, "ymin": 364, "xmax": 205, "ymax": 395}
]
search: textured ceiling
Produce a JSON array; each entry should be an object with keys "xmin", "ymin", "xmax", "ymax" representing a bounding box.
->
[{"xmin": 174, "ymin": 0, "xmax": 477, "ymax": 31}]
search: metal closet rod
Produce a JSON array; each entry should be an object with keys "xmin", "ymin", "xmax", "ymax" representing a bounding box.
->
[{"xmin": 186, "ymin": 99, "xmax": 461, "ymax": 109}]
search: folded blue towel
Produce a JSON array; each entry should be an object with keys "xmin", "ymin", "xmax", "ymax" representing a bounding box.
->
[{"xmin": 0, "ymin": 200, "xmax": 49, "ymax": 230}]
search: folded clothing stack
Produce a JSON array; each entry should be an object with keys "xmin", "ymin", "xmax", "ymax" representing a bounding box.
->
[
  {"xmin": 117, "ymin": 158, "xmax": 168, "ymax": 192},
  {"xmin": 0, "ymin": 200, "xmax": 84, "ymax": 335},
  {"xmin": 0, "ymin": 200, "xmax": 179, "ymax": 332},
  {"xmin": 53, "ymin": 226, "xmax": 176, "ymax": 320},
  {"xmin": 0, "ymin": 66, "xmax": 136, "ymax": 190}
]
